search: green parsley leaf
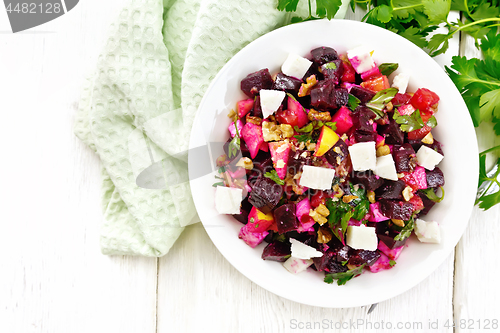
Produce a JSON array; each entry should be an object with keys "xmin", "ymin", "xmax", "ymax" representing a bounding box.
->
[
  {"xmin": 341, "ymin": 260, "xmax": 348, "ymax": 266},
  {"xmin": 393, "ymin": 109, "xmax": 425, "ymax": 132},
  {"xmin": 476, "ymin": 145, "xmax": 500, "ymax": 210},
  {"xmin": 323, "ymin": 62, "xmax": 338, "ymax": 70},
  {"xmin": 264, "ymin": 170, "xmax": 285, "ymax": 185},
  {"xmin": 294, "ymin": 123, "xmax": 314, "ymax": 133},
  {"xmin": 325, "ymin": 197, "xmax": 352, "ymax": 243},
  {"xmin": 366, "ymin": 88, "xmax": 399, "ymax": 118},
  {"xmin": 212, "ymin": 182, "xmax": 224, "ymax": 187},
  {"xmin": 348, "ymin": 94, "xmax": 361, "ymax": 111},
  {"xmin": 324, "ymin": 264, "xmax": 366, "ymax": 286},
  {"xmin": 420, "ymin": 187, "xmax": 445, "ymax": 203},
  {"xmin": 389, "ymin": 260, "xmax": 397, "ymax": 267},
  {"xmin": 228, "ymin": 122, "xmax": 241, "ymax": 158},
  {"xmin": 324, "ymin": 122, "xmax": 337, "ymax": 131},
  {"xmin": 378, "ymin": 63, "xmax": 399, "ymax": 76},
  {"xmin": 394, "ymin": 216, "xmax": 415, "ymax": 241},
  {"xmin": 316, "ymin": 0, "xmax": 342, "ymax": 19},
  {"xmin": 218, "ymin": 166, "xmax": 226, "ymax": 174},
  {"xmin": 422, "ymin": 0, "xmax": 450, "ymax": 24},
  {"xmin": 250, "ymin": 217, "xmax": 255, "ymax": 223},
  {"xmin": 294, "ymin": 133, "xmax": 312, "ymax": 143},
  {"xmin": 277, "ymin": 0, "xmax": 300, "ymax": 12}
]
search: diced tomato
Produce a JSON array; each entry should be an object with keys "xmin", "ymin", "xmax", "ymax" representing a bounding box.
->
[
  {"xmin": 360, "ymin": 75, "xmax": 390, "ymax": 92},
  {"xmin": 340, "ymin": 61, "xmax": 356, "ymax": 83},
  {"xmin": 311, "ymin": 190, "xmax": 328, "ymax": 208},
  {"xmin": 409, "ymin": 88, "xmax": 439, "ymax": 112},
  {"xmin": 391, "ymin": 93, "xmax": 412, "ymax": 107},
  {"xmin": 407, "ymin": 125, "xmax": 431, "ymax": 140},
  {"xmin": 275, "ymin": 109, "xmax": 299, "ymax": 127},
  {"xmin": 407, "ymin": 109, "xmax": 433, "ymax": 140}
]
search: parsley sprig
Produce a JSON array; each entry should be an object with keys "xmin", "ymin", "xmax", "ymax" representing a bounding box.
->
[
  {"xmin": 277, "ymin": 0, "xmax": 343, "ymax": 23},
  {"xmin": 476, "ymin": 145, "xmax": 500, "ymax": 210},
  {"xmin": 264, "ymin": 170, "xmax": 285, "ymax": 185},
  {"xmin": 393, "ymin": 109, "xmax": 437, "ymax": 132},
  {"xmin": 324, "ymin": 264, "xmax": 366, "ymax": 286},
  {"xmin": 394, "ymin": 216, "xmax": 415, "ymax": 241},
  {"xmin": 366, "ymin": 87, "xmax": 399, "ymax": 119}
]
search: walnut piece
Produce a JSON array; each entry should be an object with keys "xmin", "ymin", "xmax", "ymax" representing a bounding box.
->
[
  {"xmin": 262, "ymin": 121, "xmax": 282, "ymax": 142},
  {"xmin": 308, "ymin": 109, "xmax": 332, "ymax": 122},
  {"xmin": 342, "ymin": 195, "xmax": 358, "ymax": 203},
  {"xmin": 246, "ymin": 114, "xmax": 262, "ymax": 126},
  {"xmin": 227, "ymin": 109, "xmax": 238, "ymax": 122},
  {"xmin": 280, "ymin": 124, "xmax": 294, "ymax": 138},
  {"xmin": 298, "ymin": 75, "xmax": 318, "ymax": 97},
  {"xmin": 376, "ymin": 145, "xmax": 391, "ymax": 157},
  {"xmin": 309, "ymin": 209, "xmax": 328, "ymax": 225},
  {"xmin": 235, "ymin": 157, "xmax": 253, "ymax": 170},
  {"xmin": 367, "ymin": 190, "xmax": 376, "ymax": 204},
  {"xmin": 317, "ymin": 226, "xmax": 333, "ymax": 244},
  {"xmin": 402, "ymin": 186, "xmax": 414, "ymax": 201},
  {"xmin": 421, "ymin": 131, "xmax": 434, "ymax": 144}
]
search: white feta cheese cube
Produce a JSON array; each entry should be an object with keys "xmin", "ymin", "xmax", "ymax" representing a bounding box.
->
[
  {"xmin": 299, "ymin": 165, "xmax": 335, "ymax": 190},
  {"xmin": 392, "ymin": 72, "xmax": 410, "ymax": 94},
  {"xmin": 281, "ymin": 53, "xmax": 313, "ymax": 79},
  {"xmin": 215, "ymin": 186, "xmax": 242, "ymax": 214},
  {"xmin": 416, "ymin": 145, "xmax": 444, "ymax": 170},
  {"xmin": 348, "ymin": 141, "xmax": 376, "ymax": 171},
  {"xmin": 414, "ymin": 219, "xmax": 441, "ymax": 243},
  {"xmin": 374, "ymin": 154, "xmax": 398, "ymax": 181},
  {"xmin": 346, "ymin": 226, "xmax": 378, "ymax": 251},
  {"xmin": 260, "ymin": 89, "xmax": 286, "ymax": 119},
  {"xmin": 283, "ymin": 256, "xmax": 314, "ymax": 274},
  {"xmin": 347, "ymin": 45, "xmax": 375, "ymax": 74},
  {"xmin": 290, "ymin": 238, "xmax": 323, "ymax": 260}
]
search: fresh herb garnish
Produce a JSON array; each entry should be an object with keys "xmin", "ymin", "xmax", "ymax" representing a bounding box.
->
[
  {"xmin": 212, "ymin": 182, "xmax": 224, "ymax": 187},
  {"xmin": 323, "ymin": 62, "xmax": 338, "ymax": 70},
  {"xmin": 294, "ymin": 134, "xmax": 313, "ymax": 143},
  {"xmin": 348, "ymin": 93, "xmax": 361, "ymax": 111},
  {"xmin": 228, "ymin": 122, "xmax": 241, "ymax": 159},
  {"xmin": 476, "ymin": 145, "xmax": 500, "ymax": 210},
  {"xmin": 324, "ymin": 264, "xmax": 366, "ymax": 286},
  {"xmin": 264, "ymin": 170, "xmax": 285, "ymax": 185},
  {"xmin": 325, "ymin": 197, "xmax": 352, "ymax": 243},
  {"xmin": 394, "ymin": 216, "xmax": 415, "ymax": 241},
  {"xmin": 389, "ymin": 260, "xmax": 397, "ymax": 267},
  {"xmin": 379, "ymin": 63, "xmax": 399, "ymax": 76},
  {"xmin": 277, "ymin": 0, "xmax": 342, "ymax": 22},
  {"xmin": 420, "ymin": 187, "xmax": 445, "ymax": 203},
  {"xmin": 366, "ymin": 87, "xmax": 398, "ymax": 119},
  {"xmin": 393, "ymin": 109, "xmax": 437, "ymax": 132}
]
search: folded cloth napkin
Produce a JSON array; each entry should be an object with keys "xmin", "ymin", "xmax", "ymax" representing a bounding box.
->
[{"xmin": 74, "ymin": 0, "xmax": 347, "ymax": 256}]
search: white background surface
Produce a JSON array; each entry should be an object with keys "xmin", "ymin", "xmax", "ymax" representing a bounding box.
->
[{"xmin": 0, "ymin": 1, "xmax": 499, "ymax": 332}]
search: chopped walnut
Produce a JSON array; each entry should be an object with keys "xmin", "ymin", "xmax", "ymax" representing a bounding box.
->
[
  {"xmin": 246, "ymin": 114, "xmax": 262, "ymax": 126},
  {"xmin": 262, "ymin": 121, "xmax": 282, "ymax": 142},
  {"xmin": 308, "ymin": 109, "xmax": 332, "ymax": 122},
  {"xmin": 341, "ymin": 133, "xmax": 348, "ymax": 141},
  {"xmin": 391, "ymin": 219, "xmax": 405, "ymax": 227},
  {"xmin": 235, "ymin": 157, "xmax": 253, "ymax": 170},
  {"xmin": 367, "ymin": 190, "xmax": 376, "ymax": 204},
  {"xmin": 306, "ymin": 141, "xmax": 316, "ymax": 151},
  {"xmin": 227, "ymin": 109, "xmax": 238, "ymax": 122},
  {"xmin": 332, "ymin": 184, "xmax": 344, "ymax": 198},
  {"xmin": 298, "ymin": 75, "xmax": 318, "ymax": 97},
  {"xmin": 402, "ymin": 186, "xmax": 414, "ymax": 201},
  {"xmin": 385, "ymin": 101, "xmax": 393, "ymax": 112},
  {"xmin": 307, "ymin": 109, "xmax": 332, "ymax": 121},
  {"xmin": 309, "ymin": 209, "xmax": 328, "ymax": 225},
  {"xmin": 280, "ymin": 124, "xmax": 294, "ymax": 138},
  {"xmin": 317, "ymin": 226, "xmax": 333, "ymax": 244},
  {"xmin": 397, "ymin": 173, "xmax": 405, "ymax": 179},
  {"xmin": 376, "ymin": 145, "xmax": 391, "ymax": 157},
  {"xmin": 421, "ymin": 131, "xmax": 434, "ymax": 144},
  {"xmin": 342, "ymin": 195, "xmax": 358, "ymax": 203},
  {"xmin": 316, "ymin": 204, "xmax": 330, "ymax": 216},
  {"xmin": 347, "ymin": 263, "xmax": 358, "ymax": 270}
]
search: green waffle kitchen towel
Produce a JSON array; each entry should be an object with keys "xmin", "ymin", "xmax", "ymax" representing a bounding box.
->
[{"xmin": 74, "ymin": 0, "xmax": 348, "ymax": 256}]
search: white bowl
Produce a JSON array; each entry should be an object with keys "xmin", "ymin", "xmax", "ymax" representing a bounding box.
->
[{"xmin": 188, "ymin": 19, "xmax": 478, "ymax": 308}]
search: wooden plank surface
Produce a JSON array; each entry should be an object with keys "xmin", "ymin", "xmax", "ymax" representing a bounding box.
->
[
  {"xmin": 0, "ymin": 1, "xmax": 496, "ymax": 333},
  {"xmin": 0, "ymin": 1, "xmax": 158, "ymax": 333}
]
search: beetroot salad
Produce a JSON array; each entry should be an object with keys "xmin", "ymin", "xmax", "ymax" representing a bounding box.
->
[{"xmin": 213, "ymin": 45, "xmax": 445, "ymax": 285}]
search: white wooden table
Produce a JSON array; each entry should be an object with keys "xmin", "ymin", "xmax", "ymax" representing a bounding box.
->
[{"xmin": 1, "ymin": 1, "xmax": 499, "ymax": 332}]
